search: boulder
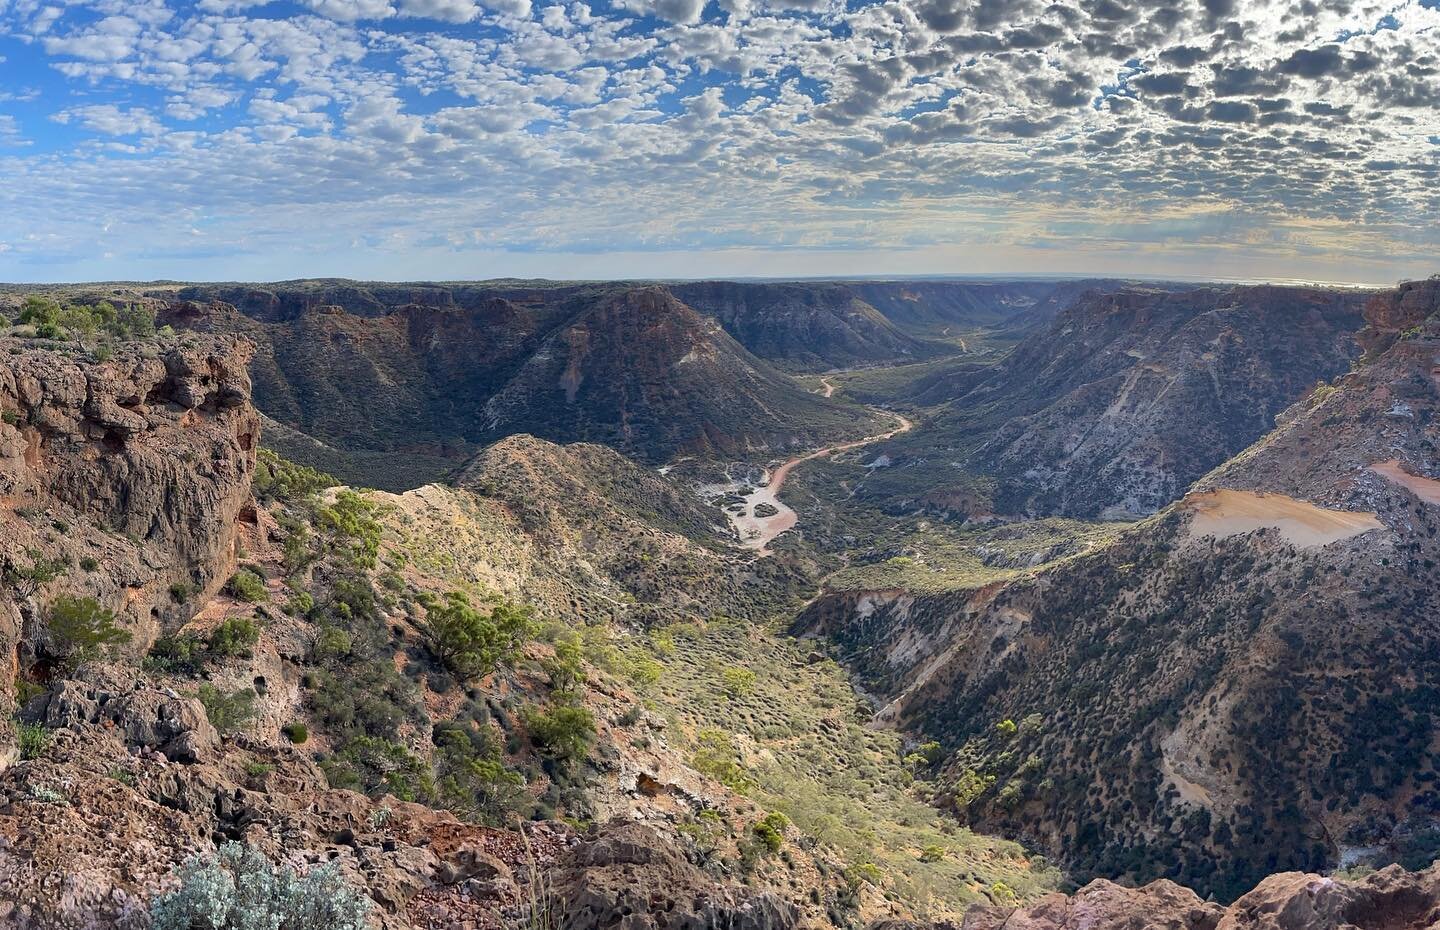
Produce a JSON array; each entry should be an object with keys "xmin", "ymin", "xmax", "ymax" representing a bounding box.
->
[{"xmin": 555, "ymin": 819, "xmax": 797, "ymax": 930}]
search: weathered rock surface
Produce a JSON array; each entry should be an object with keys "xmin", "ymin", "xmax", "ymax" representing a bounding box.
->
[
  {"xmin": 942, "ymin": 864, "xmax": 1440, "ymax": 930},
  {"xmin": 554, "ymin": 819, "xmax": 798, "ymax": 930},
  {"xmin": 0, "ymin": 336, "xmax": 258, "ymax": 710}
]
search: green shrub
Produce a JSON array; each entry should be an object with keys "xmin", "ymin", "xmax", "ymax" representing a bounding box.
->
[
  {"xmin": 321, "ymin": 735, "xmax": 432, "ymax": 801},
  {"xmin": 227, "ymin": 569, "xmax": 267, "ymax": 603},
  {"xmin": 541, "ymin": 631, "xmax": 585, "ymax": 694},
  {"xmin": 287, "ymin": 590, "xmax": 316, "ymax": 617},
  {"xmin": 44, "ymin": 595, "xmax": 131, "ymax": 671},
  {"xmin": 207, "ymin": 616, "xmax": 261, "ymax": 658},
  {"xmin": 148, "ymin": 841, "xmax": 371, "ymax": 930},
  {"xmin": 146, "ymin": 634, "xmax": 203, "ymax": 675},
  {"xmin": 433, "ymin": 722, "xmax": 525, "ymax": 824},
  {"xmin": 282, "ymin": 722, "xmax": 309, "ymax": 744},
  {"xmin": 16, "ymin": 721, "xmax": 50, "ymax": 760},
  {"xmin": 316, "ymin": 491, "xmax": 383, "ymax": 570},
  {"xmin": 169, "ymin": 581, "xmax": 192, "ymax": 603},
  {"xmin": 79, "ymin": 557, "xmax": 98, "ymax": 572},
  {"xmin": 526, "ymin": 703, "xmax": 595, "ymax": 762},
  {"xmin": 987, "ymin": 881, "xmax": 1019, "ymax": 906},
  {"xmin": 253, "ymin": 449, "xmax": 337, "ymax": 503},
  {"xmin": 919, "ymin": 844, "xmax": 946, "ymax": 862},
  {"xmin": 306, "ymin": 661, "xmax": 421, "ymax": 742},
  {"xmin": 752, "ymin": 811, "xmax": 790, "ymax": 853},
  {"xmin": 17, "ymin": 297, "xmax": 158, "ymax": 347},
  {"xmin": 623, "ymin": 653, "xmax": 663, "ymax": 690},
  {"xmin": 311, "ymin": 626, "xmax": 353, "ymax": 660},
  {"xmin": 721, "ymin": 667, "xmax": 756, "ymax": 698},
  {"xmin": 421, "ymin": 591, "xmax": 533, "ymax": 682},
  {"xmin": 197, "ymin": 684, "xmax": 257, "ymax": 733},
  {"xmin": 2, "ymin": 548, "xmax": 67, "ymax": 598},
  {"xmin": 691, "ymin": 728, "xmax": 753, "ymax": 792}
]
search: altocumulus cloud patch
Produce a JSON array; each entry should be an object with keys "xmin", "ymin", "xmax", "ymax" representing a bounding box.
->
[{"xmin": 0, "ymin": 0, "xmax": 1438, "ymax": 278}]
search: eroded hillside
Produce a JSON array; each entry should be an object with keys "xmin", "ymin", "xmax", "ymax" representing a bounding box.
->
[
  {"xmin": 0, "ymin": 319, "xmax": 1059, "ymax": 928},
  {"xmin": 852, "ymin": 284, "xmax": 1367, "ymax": 522},
  {"xmin": 800, "ymin": 279, "xmax": 1440, "ymax": 900}
]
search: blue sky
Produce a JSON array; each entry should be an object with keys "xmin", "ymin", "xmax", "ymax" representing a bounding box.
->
[{"xmin": 2, "ymin": 0, "xmax": 1440, "ymax": 283}]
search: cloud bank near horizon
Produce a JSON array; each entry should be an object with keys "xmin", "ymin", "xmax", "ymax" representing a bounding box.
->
[{"xmin": 1, "ymin": 0, "xmax": 1439, "ymax": 282}]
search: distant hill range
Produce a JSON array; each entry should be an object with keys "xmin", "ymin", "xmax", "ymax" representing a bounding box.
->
[
  {"xmin": 121, "ymin": 276, "xmax": 1104, "ymax": 488},
  {"xmin": 857, "ymin": 283, "xmax": 1370, "ymax": 520}
]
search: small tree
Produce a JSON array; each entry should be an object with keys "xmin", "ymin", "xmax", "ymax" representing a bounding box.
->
[
  {"xmin": 433, "ymin": 723, "xmax": 525, "ymax": 825},
  {"xmin": 149, "ymin": 842, "xmax": 372, "ymax": 930},
  {"xmin": 526, "ymin": 703, "xmax": 595, "ymax": 763},
  {"xmin": 421, "ymin": 591, "xmax": 532, "ymax": 682},
  {"xmin": 541, "ymin": 631, "xmax": 585, "ymax": 694},
  {"xmin": 2, "ymin": 548, "xmax": 67, "ymax": 599},
  {"xmin": 316, "ymin": 490, "xmax": 383, "ymax": 569},
  {"xmin": 44, "ymin": 595, "xmax": 130, "ymax": 670},
  {"xmin": 197, "ymin": 684, "xmax": 257, "ymax": 733},
  {"xmin": 752, "ymin": 812, "xmax": 789, "ymax": 853}
]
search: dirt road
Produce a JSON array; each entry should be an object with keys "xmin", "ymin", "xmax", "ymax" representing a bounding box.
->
[{"xmin": 726, "ymin": 409, "xmax": 912, "ymax": 554}]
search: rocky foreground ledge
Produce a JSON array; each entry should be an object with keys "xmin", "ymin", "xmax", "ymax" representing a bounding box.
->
[{"xmin": 884, "ymin": 862, "xmax": 1440, "ymax": 930}]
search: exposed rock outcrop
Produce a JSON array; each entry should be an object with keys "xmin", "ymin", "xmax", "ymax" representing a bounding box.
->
[
  {"xmin": 0, "ymin": 336, "xmax": 258, "ymax": 710},
  {"xmin": 945, "ymin": 864, "xmax": 1440, "ymax": 930},
  {"xmin": 554, "ymin": 820, "xmax": 797, "ymax": 930}
]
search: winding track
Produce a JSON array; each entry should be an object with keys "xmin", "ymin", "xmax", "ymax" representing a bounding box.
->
[{"xmin": 730, "ymin": 407, "xmax": 912, "ymax": 554}]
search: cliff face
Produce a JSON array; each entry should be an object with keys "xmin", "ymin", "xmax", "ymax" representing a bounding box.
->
[
  {"xmin": 867, "ymin": 284, "xmax": 1367, "ymax": 520},
  {"xmin": 803, "ymin": 281, "xmax": 1440, "ymax": 901},
  {"xmin": 667, "ymin": 280, "xmax": 937, "ymax": 371},
  {"xmin": 0, "ymin": 336, "xmax": 258, "ymax": 702}
]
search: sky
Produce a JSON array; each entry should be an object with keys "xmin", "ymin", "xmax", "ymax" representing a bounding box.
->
[{"xmin": 1, "ymin": 0, "xmax": 1439, "ymax": 283}]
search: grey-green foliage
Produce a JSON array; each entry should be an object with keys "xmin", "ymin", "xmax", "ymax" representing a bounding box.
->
[{"xmin": 148, "ymin": 842, "xmax": 371, "ymax": 930}]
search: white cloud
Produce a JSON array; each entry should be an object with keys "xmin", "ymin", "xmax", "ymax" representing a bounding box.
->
[
  {"xmin": 52, "ymin": 104, "xmax": 165, "ymax": 136},
  {"xmin": 298, "ymin": 0, "xmax": 396, "ymax": 21},
  {"xmin": 3, "ymin": 0, "xmax": 1440, "ymax": 281},
  {"xmin": 399, "ymin": 0, "xmax": 483, "ymax": 22}
]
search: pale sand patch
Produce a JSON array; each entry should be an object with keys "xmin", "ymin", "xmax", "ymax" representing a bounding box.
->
[
  {"xmin": 1184, "ymin": 489, "xmax": 1383, "ymax": 547},
  {"xmin": 1371, "ymin": 459, "xmax": 1440, "ymax": 505}
]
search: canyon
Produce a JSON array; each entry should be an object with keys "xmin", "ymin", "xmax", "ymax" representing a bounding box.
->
[{"xmin": 0, "ymin": 274, "xmax": 1434, "ymax": 930}]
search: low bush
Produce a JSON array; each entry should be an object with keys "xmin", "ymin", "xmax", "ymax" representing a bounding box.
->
[
  {"xmin": 227, "ymin": 570, "xmax": 267, "ymax": 603},
  {"xmin": 208, "ymin": 616, "xmax": 261, "ymax": 658},
  {"xmin": 253, "ymin": 449, "xmax": 337, "ymax": 503},
  {"xmin": 44, "ymin": 595, "xmax": 131, "ymax": 671},
  {"xmin": 17, "ymin": 722, "xmax": 50, "ymax": 761},
  {"xmin": 690, "ymin": 728, "xmax": 753, "ymax": 792},
  {"xmin": 526, "ymin": 703, "xmax": 595, "ymax": 763},
  {"xmin": 753, "ymin": 811, "xmax": 790, "ymax": 853},
  {"xmin": 320, "ymin": 735, "xmax": 431, "ymax": 801},
  {"xmin": 433, "ymin": 721, "xmax": 526, "ymax": 825},
  {"xmin": 282, "ymin": 721, "xmax": 309, "ymax": 744},
  {"xmin": 148, "ymin": 842, "xmax": 371, "ymax": 930},
  {"xmin": 197, "ymin": 684, "xmax": 257, "ymax": 733}
]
